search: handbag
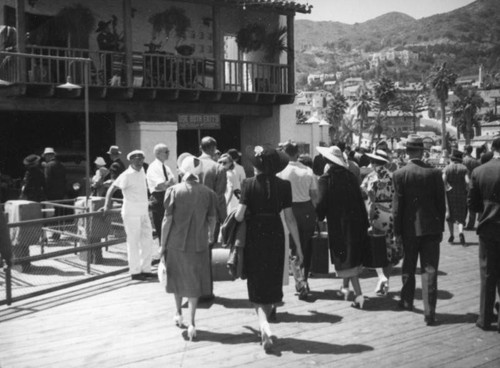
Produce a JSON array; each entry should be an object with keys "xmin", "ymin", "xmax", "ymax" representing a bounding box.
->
[
  {"xmin": 310, "ymin": 221, "xmax": 330, "ymax": 275},
  {"xmin": 363, "ymin": 229, "xmax": 388, "ymax": 268}
]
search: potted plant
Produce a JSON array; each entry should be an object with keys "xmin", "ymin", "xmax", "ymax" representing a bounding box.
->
[
  {"xmin": 149, "ymin": 6, "xmax": 191, "ymax": 48},
  {"xmin": 236, "ymin": 23, "xmax": 266, "ymax": 53}
]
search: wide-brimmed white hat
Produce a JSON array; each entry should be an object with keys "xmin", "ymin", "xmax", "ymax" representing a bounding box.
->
[
  {"xmin": 94, "ymin": 156, "xmax": 106, "ymax": 166},
  {"xmin": 126, "ymin": 150, "xmax": 145, "ymax": 160},
  {"xmin": 316, "ymin": 146, "xmax": 348, "ymax": 168},
  {"xmin": 365, "ymin": 149, "xmax": 389, "ymax": 164},
  {"xmin": 177, "ymin": 152, "xmax": 203, "ymax": 178},
  {"xmin": 42, "ymin": 147, "xmax": 56, "ymax": 156},
  {"xmin": 107, "ymin": 145, "xmax": 121, "ymax": 155}
]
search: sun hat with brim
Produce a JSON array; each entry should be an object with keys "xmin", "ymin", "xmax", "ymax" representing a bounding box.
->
[
  {"xmin": 247, "ymin": 145, "xmax": 289, "ymax": 175},
  {"xmin": 365, "ymin": 149, "xmax": 390, "ymax": 164},
  {"xmin": 450, "ymin": 149, "xmax": 464, "ymax": 162},
  {"xmin": 316, "ymin": 146, "xmax": 348, "ymax": 168},
  {"xmin": 94, "ymin": 156, "xmax": 106, "ymax": 166},
  {"xmin": 405, "ymin": 134, "xmax": 425, "ymax": 150},
  {"xmin": 42, "ymin": 147, "xmax": 56, "ymax": 156},
  {"xmin": 177, "ymin": 152, "xmax": 203, "ymax": 177},
  {"xmin": 126, "ymin": 150, "xmax": 145, "ymax": 160},
  {"xmin": 107, "ymin": 145, "xmax": 121, "ymax": 155},
  {"xmin": 23, "ymin": 154, "xmax": 41, "ymax": 167}
]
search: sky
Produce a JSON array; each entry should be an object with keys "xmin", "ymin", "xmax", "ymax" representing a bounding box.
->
[{"xmin": 295, "ymin": 0, "xmax": 476, "ymax": 24}]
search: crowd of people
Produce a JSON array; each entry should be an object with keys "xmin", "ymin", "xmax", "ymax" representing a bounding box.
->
[{"xmin": 1, "ymin": 134, "xmax": 499, "ymax": 351}]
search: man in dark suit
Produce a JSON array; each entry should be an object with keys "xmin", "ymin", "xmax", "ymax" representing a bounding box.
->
[
  {"xmin": 468, "ymin": 137, "xmax": 500, "ymax": 332},
  {"xmin": 393, "ymin": 135, "xmax": 446, "ymax": 326}
]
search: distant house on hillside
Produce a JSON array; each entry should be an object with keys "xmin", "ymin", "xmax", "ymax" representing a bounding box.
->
[{"xmin": 370, "ymin": 49, "xmax": 418, "ymax": 69}]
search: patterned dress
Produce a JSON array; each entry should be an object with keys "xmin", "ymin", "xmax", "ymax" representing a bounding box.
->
[{"xmin": 361, "ymin": 165, "xmax": 403, "ymax": 265}]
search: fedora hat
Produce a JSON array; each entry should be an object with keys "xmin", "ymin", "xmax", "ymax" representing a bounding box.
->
[
  {"xmin": 450, "ymin": 149, "xmax": 464, "ymax": 162},
  {"xmin": 107, "ymin": 145, "xmax": 121, "ymax": 155},
  {"xmin": 247, "ymin": 145, "xmax": 289, "ymax": 175},
  {"xmin": 42, "ymin": 147, "xmax": 56, "ymax": 156},
  {"xmin": 23, "ymin": 154, "xmax": 40, "ymax": 167},
  {"xmin": 365, "ymin": 149, "xmax": 389, "ymax": 164},
  {"xmin": 405, "ymin": 134, "xmax": 425, "ymax": 150},
  {"xmin": 95, "ymin": 20, "xmax": 111, "ymax": 33},
  {"xmin": 94, "ymin": 156, "xmax": 106, "ymax": 166},
  {"xmin": 316, "ymin": 146, "xmax": 348, "ymax": 168},
  {"xmin": 126, "ymin": 150, "xmax": 145, "ymax": 161}
]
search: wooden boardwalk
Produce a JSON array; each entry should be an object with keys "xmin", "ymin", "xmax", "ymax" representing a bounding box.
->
[{"xmin": 1, "ymin": 228, "xmax": 499, "ymax": 368}]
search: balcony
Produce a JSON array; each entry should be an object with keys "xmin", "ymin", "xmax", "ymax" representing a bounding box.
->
[{"xmin": 0, "ymin": 46, "xmax": 294, "ymax": 105}]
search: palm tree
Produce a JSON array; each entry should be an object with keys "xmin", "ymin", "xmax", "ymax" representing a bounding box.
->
[
  {"xmin": 356, "ymin": 92, "xmax": 372, "ymax": 146},
  {"xmin": 428, "ymin": 62, "xmax": 457, "ymax": 150},
  {"xmin": 451, "ymin": 91, "xmax": 484, "ymax": 145},
  {"xmin": 325, "ymin": 93, "xmax": 348, "ymax": 142},
  {"xmin": 396, "ymin": 90, "xmax": 428, "ymax": 133},
  {"xmin": 372, "ymin": 77, "xmax": 397, "ymax": 146}
]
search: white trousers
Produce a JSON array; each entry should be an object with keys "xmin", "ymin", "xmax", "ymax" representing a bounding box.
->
[{"xmin": 122, "ymin": 213, "xmax": 154, "ymax": 275}]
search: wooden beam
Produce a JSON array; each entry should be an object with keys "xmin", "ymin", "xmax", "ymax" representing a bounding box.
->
[
  {"xmin": 123, "ymin": 0, "xmax": 133, "ymax": 86},
  {"xmin": 15, "ymin": 0, "xmax": 26, "ymax": 83},
  {"xmin": 212, "ymin": 5, "xmax": 223, "ymax": 91},
  {"xmin": 287, "ymin": 14, "xmax": 295, "ymax": 94}
]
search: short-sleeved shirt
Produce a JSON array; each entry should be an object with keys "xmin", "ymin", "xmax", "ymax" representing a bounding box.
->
[
  {"xmin": 113, "ymin": 166, "xmax": 148, "ymax": 216},
  {"xmin": 146, "ymin": 158, "xmax": 176, "ymax": 193},
  {"xmin": 277, "ymin": 161, "xmax": 317, "ymax": 203}
]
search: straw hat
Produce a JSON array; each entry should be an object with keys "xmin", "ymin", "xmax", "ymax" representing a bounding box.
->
[
  {"xmin": 126, "ymin": 150, "xmax": 145, "ymax": 160},
  {"xmin": 316, "ymin": 146, "xmax": 348, "ymax": 168},
  {"xmin": 365, "ymin": 149, "xmax": 390, "ymax": 164},
  {"xmin": 42, "ymin": 147, "xmax": 56, "ymax": 156},
  {"xmin": 23, "ymin": 154, "xmax": 40, "ymax": 167},
  {"xmin": 177, "ymin": 152, "xmax": 203, "ymax": 177},
  {"xmin": 106, "ymin": 145, "xmax": 121, "ymax": 155},
  {"xmin": 94, "ymin": 156, "xmax": 106, "ymax": 166}
]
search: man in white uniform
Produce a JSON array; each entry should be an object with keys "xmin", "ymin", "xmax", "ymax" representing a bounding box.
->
[{"xmin": 102, "ymin": 150, "xmax": 155, "ymax": 281}]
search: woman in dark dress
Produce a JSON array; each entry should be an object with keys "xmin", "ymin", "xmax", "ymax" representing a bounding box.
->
[
  {"xmin": 316, "ymin": 146, "xmax": 370, "ymax": 309},
  {"xmin": 235, "ymin": 146, "xmax": 303, "ymax": 352},
  {"xmin": 443, "ymin": 149, "xmax": 469, "ymax": 246}
]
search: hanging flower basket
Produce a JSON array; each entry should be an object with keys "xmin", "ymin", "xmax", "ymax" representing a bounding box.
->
[{"xmin": 236, "ymin": 23, "xmax": 266, "ymax": 53}]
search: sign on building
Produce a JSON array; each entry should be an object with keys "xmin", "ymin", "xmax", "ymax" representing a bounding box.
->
[{"xmin": 178, "ymin": 114, "xmax": 221, "ymax": 130}]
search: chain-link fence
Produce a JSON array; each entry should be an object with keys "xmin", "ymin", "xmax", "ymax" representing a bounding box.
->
[{"xmin": 0, "ymin": 198, "xmax": 129, "ymax": 305}]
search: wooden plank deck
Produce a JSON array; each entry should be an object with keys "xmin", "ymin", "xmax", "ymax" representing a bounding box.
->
[{"xmin": 1, "ymin": 227, "xmax": 499, "ymax": 368}]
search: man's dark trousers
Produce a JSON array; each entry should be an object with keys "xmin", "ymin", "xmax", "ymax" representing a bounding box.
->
[
  {"xmin": 477, "ymin": 234, "xmax": 500, "ymax": 328},
  {"xmin": 150, "ymin": 191, "xmax": 165, "ymax": 246},
  {"xmin": 401, "ymin": 234, "xmax": 441, "ymax": 319}
]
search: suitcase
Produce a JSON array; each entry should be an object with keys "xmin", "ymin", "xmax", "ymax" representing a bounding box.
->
[{"xmin": 309, "ymin": 225, "xmax": 330, "ymax": 275}]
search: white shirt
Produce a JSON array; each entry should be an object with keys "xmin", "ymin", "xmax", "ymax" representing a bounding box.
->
[
  {"xmin": 146, "ymin": 158, "xmax": 176, "ymax": 193},
  {"xmin": 277, "ymin": 161, "xmax": 318, "ymax": 203},
  {"xmin": 113, "ymin": 166, "xmax": 149, "ymax": 216},
  {"xmin": 233, "ymin": 162, "xmax": 246, "ymax": 185}
]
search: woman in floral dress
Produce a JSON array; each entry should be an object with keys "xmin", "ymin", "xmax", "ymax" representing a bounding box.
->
[{"xmin": 361, "ymin": 150, "xmax": 403, "ymax": 296}]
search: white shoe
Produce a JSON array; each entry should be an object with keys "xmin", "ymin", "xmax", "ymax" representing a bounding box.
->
[
  {"xmin": 187, "ymin": 325, "xmax": 197, "ymax": 341},
  {"xmin": 173, "ymin": 313, "xmax": 183, "ymax": 328}
]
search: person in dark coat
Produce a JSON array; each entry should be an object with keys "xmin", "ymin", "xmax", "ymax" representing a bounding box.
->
[
  {"xmin": 442, "ymin": 149, "xmax": 469, "ymax": 246},
  {"xmin": 393, "ymin": 135, "xmax": 446, "ymax": 326},
  {"xmin": 462, "ymin": 145, "xmax": 481, "ymax": 230},
  {"xmin": 467, "ymin": 137, "xmax": 500, "ymax": 333},
  {"xmin": 42, "ymin": 148, "xmax": 67, "ymax": 215},
  {"xmin": 316, "ymin": 145, "xmax": 370, "ymax": 309},
  {"xmin": 20, "ymin": 154, "xmax": 45, "ymax": 202},
  {"xmin": 235, "ymin": 146, "xmax": 303, "ymax": 352}
]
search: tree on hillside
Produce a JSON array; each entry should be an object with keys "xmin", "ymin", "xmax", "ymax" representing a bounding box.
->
[
  {"xmin": 428, "ymin": 62, "xmax": 457, "ymax": 149},
  {"xmin": 356, "ymin": 92, "xmax": 372, "ymax": 146},
  {"xmin": 325, "ymin": 93, "xmax": 348, "ymax": 142},
  {"xmin": 396, "ymin": 90, "xmax": 428, "ymax": 133}
]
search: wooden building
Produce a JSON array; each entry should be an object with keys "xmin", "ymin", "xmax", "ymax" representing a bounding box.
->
[{"xmin": 0, "ymin": 0, "xmax": 311, "ymax": 178}]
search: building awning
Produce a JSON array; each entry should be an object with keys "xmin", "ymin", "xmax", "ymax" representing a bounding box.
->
[{"xmin": 222, "ymin": 0, "xmax": 312, "ymax": 14}]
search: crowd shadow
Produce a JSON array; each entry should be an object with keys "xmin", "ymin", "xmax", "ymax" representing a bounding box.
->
[
  {"xmin": 191, "ymin": 327, "xmax": 374, "ymax": 357},
  {"xmin": 203, "ymin": 296, "xmax": 253, "ymax": 309},
  {"xmin": 275, "ymin": 310, "xmax": 342, "ymax": 324}
]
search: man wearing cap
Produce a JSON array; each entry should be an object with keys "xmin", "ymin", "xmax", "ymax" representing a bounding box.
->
[
  {"xmin": 392, "ymin": 135, "xmax": 446, "ymax": 326},
  {"xmin": 468, "ymin": 137, "xmax": 500, "ymax": 333},
  {"xmin": 42, "ymin": 148, "xmax": 66, "ymax": 211},
  {"xmin": 146, "ymin": 143, "xmax": 176, "ymax": 252},
  {"xmin": 102, "ymin": 150, "xmax": 155, "ymax": 281}
]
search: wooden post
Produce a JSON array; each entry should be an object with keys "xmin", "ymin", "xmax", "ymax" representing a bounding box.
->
[
  {"xmin": 212, "ymin": 5, "xmax": 223, "ymax": 90},
  {"xmin": 286, "ymin": 14, "xmax": 295, "ymax": 94},
  {"xmin": 123, "ymin": 0, "xmax": 133, "ymax": 87},
  {"xmin": 15, "ymin": 0, "xmax": 26, "ymax": 83}
]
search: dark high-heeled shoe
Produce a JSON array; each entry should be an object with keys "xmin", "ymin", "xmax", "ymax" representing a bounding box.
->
[{"xmin": 448, "ymin": 236, "xmax": 454, "ymax": 244}]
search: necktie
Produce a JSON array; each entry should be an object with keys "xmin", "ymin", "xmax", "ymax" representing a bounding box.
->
[{"xmin": 162, "ymin": 164, "xmax": 168, "ymax": 181}]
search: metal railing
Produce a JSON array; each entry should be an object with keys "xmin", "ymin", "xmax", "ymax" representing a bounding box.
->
[
  {"xmin": 0, "ymin": 201, "xmax": 129, "ymax": 306},
  {"xmin": 1, "ymin": 46, "xmax": 291, "ymax": 94}
]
